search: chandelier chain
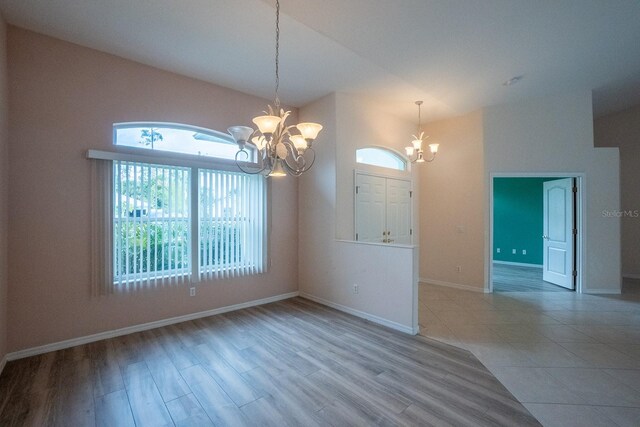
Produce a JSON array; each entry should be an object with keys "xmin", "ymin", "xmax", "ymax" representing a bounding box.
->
[
  {"xmin": 230, "ymin": 0, "xmax": 322, "ymax": 177},
  {"xmin": 274, "ymin": 0, "xmax": 280, "ymax": 108}
]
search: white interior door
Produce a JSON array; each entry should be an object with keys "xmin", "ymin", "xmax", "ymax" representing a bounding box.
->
[
  {"xmin": 386, "ymin": 178, "xmax": 412, "ymax": 244},
  {"xmin": 355, "ymin": 174, "xmax": 386, "ymax": 242},
  {"xmin": 543, "ymin": 178, "xmax": 575, "ymax": 289}
]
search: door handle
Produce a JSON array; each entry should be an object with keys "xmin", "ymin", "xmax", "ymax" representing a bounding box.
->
[{"xmin": 542, "ymin": 235, "xmax": 549, "ymax": 240}]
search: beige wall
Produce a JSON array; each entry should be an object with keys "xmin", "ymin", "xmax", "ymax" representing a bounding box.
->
[
  {"xmin": 484, "ymin": 92, "xmax": 620, "ymax": 293},
  {"xmin": 594, "ymin": 105, "xmax": 640, "ymax": 277},
  {"xmin": 419, "ymin": 92, "xmax": 621, "ymax": 294},
  {"xmin": 298, "ymin": 93, "xmax": 418, "ymax": 333},
  {"xmin": 418, "ymin": 110, "xmax": 485, "ymax": 290},
  {"xmin": 334, "ymin": 93, "xmax": 416, "ymax": 240},
  {"xmin": 0, "ymin": 15, "xmax": 8, "ymax": 363},
  {"xmin": 6, "ymin": 27, "xmax": 298, "ymax": 352}
]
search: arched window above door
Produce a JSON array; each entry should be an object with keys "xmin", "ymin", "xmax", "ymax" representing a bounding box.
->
[{"xmin": 356, "ymin": 147, "xmax": 406, "ymax": 171}]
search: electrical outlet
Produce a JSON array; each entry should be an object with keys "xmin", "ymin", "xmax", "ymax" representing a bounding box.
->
[
  {"xmin": 497, "ymin": 248, "xmax": 501, "ymax": 253},
  {"xmin": 353, "ymin": 284, "xmax": 359, "ymax": 294},
  {"xmin": 512, "ymin": 249, "xmax": 516, "ymax": 254},
  {"xmin": 522, "ymin": 249, "xmax": 527, "ymax": 255},
  {"xmin": 456, "ymin": 265, "xmax": 462, "ymax": 273},
  {"xmin": 190, "ymin": 287, "xmax": 196, "ymax": 297}
]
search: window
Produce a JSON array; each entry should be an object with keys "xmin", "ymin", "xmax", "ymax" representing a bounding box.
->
[
  {"xmin": 91, "ymin": 123, "xmax": 267, "ymax": 293},
  {"xmin": 113, "ymin": 161, "xmax": 191, "ymax": 284},
  {"xmin": 356, "ymin": 147, "xmax": 406, "ymax": 171},
  {"xmin": 199, "ymin": 168, "xmax": 265, "ymax": 280},
  {"xmin": 111, "ymin": 160, "xmax": 266, "ymax": 287},
  {"xmin": 114, "ymin": 122, "xmax": 255, "ymax": 161}
]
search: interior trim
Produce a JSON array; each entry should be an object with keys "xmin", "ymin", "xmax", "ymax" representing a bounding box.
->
[
  {"xmin": 6, "ymin": 291, "xmax": 299, "ymax": 362},
  {"xmin": 419, "ymin": 278, "xmax": 489, "ymax": 293},
  {"xmin": 299, "ymin": 292, "xmax": 418, "ymax": 335},
  {"xmin": 493, "ymin": 260, "xmax": 543, "ymax": 269}
]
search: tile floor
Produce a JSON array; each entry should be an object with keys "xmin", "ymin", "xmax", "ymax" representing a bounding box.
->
[
  {"xmin": 419, "ymin": 279, "xmax": 640, "ymax": 427},
  {"xmin": 492, "ymin": 263, "xmax": 572, "ymax": 292}
]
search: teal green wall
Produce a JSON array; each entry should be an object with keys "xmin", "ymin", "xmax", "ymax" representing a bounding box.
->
[{"xmin": 493, "ymin": 178, "xmax": 557, "ymax": 265}]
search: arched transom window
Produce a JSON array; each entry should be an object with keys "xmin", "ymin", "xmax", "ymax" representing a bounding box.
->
[
  {"xmin": 113, "ymin": 122, "xmax": 253, "ymax": 161},
  {"xmin": 356, "ymin": 147, "xmax": 407, "ymax": 171}
]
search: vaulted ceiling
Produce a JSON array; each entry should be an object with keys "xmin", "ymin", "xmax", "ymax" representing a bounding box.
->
[{"xmin": 1, "ymin": 0, "xmax": 639, "ymax": 121}]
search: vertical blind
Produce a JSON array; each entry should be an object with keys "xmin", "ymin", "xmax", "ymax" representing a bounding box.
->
[
  {"xmin": 92, "ymin": 159, "xmax": 267, "ymax": 294},
  {"xmin": 113, "ymin": 160, "xmax": 191, "ymax": 290},
  {"xmin": 91, "ymin": 159, "xmax": 113, "ymax": 295},
  {"xmin": 199, "ymin": 168, "xmax": 266, "ymax": 280}
]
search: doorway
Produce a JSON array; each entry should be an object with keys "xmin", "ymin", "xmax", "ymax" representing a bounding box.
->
[{"xmin": 489, "ymin": 174, "xmax": 583, "ymax": 293}]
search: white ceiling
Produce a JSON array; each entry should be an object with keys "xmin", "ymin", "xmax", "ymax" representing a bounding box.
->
[{"xmin": 1, "ymin": 0, "xmax": 639, "ymax": 121}]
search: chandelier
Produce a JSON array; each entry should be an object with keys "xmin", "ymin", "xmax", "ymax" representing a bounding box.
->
[
  {"xmin": 227, "ymin": 0, "xmax": 322, "ymax": 177},
  {"xmin": 405, "ymin": 101, "xmax": 438, "ymax": 163}
]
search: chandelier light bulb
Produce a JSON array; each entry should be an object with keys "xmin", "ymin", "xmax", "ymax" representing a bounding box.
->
[
  {"xmin": 296, "ymin": 122, "xmax": 323, "ymax": 140},
  {"xmin": 252, "ymin": 136, "xmax": 267, "ymax": 150},
  {"xmin": 429, "ymin": 143, "xmax": 439, "ymax": 154},
  {"xmin": 252, "ymin": 115, "xmax": 281, "ymax": 135},
  {"xmin": 269, "ymin": 158, "xmax": 287, "ymax": 177},
  {"xmin": 290, "ymin": 135, "xmax": 307, "ymax": 152}
]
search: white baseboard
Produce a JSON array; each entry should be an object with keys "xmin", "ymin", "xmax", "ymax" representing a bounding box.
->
[
  {"xmin": 6, "ymin": 291, "xmax": 299, "ymax": 362},
  {"xmin": 623, "ymin": 273, "xmax": 640, "ymax": 280},
  {"xmin": 419, "ymin": 278, "xmax": 489, "ymax": 293},
  {"xmin": 299, "ymin": 292, "xmax": 418, "ymax": 335},
  {"xmin": 584, "ymin": 289, "xmax": 622, "ymax": 295},
  {"xmin": 0, "ymin": 354, "xmax": 7, "ymax": 376},
  {"xmin": 493, "ymin": 260, "xmax": 543, "ymax": 269}
]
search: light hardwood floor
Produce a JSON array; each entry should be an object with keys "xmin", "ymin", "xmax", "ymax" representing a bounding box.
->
[{"xmin": 0, "ymin": 297, "xmax": 540, "ymax": 426}]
